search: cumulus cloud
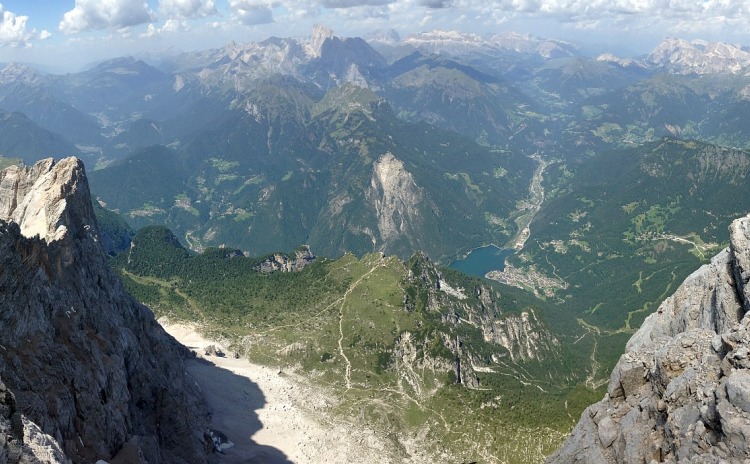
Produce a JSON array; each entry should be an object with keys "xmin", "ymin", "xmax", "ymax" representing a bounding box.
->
[
  {"xmin": 141, "ymin": 23, "xmax": 158, "ymax": 37},
  {"xmin": 0, "ymin": 5, "xmax": 51, "ymax": 47},
  {"xmin": 60, "ymin": 0, "xmax": 155, "ymax": 34},
  {"xmin": 419, "ymin": 0, "xmax": 453, "ymax": 8},
  {"xmin": 159, "ymin": 0, "xmax": 218, "ymax": 19},
  {"xmin": 472, "ymin": 0, "xmax": 750, "ymax": 21},
  {"xmin": 229, "ymin": 0, "xmax": 275, "ymax": 25},
  {"xmin": 320, "ymin": 0, "xmax": 393, "ymax": 7},
  {"xmin": 140, "ymin": 18, "xmax": 190, "ymax": 37},
  {"xmin": 333, "ymin": 4, "xmax": 390, "ymax": 21},
  {"xmin": 162, "ymin": 18, "xmax": 191, "ymax": 31},
  {"xmin": 434, "ymin": 0, "xmax": 750, "ymax": 37}
]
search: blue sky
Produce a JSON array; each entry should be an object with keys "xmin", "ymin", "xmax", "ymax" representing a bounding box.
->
[{"xmin": 2, "ymin": 1, "xmax": 750, "ymax": 71}]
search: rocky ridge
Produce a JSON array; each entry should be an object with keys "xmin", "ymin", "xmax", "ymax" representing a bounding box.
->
[
  {"xmin": 255, "ymin": 245, "xmax": 316, "ymax": 273},
  {"xmin": 648, "ymin": 38, "xmax": 750, "ymax": 75},
  {"xmin": 548, "ymin": 214, "xmax": 750, "ymax": 463},
  {"xmin": 0, "ymin": 158, "xmax": 210, "ymax": 463},
  {"xmin": 409, "ymin": 254, "xmax": 559, "ymax": 369},
  {"xmin": 400, "ymin": 30, "xmax": 577, "ymax": 59}
]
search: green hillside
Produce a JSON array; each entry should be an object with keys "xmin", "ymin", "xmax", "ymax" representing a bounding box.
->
[
  {"xmin": 112, "ymin": 225, "xmax": 601, "ymax": 463},
  {"xmin": 91, "ymin": 80, "xmax": 535, "ymax": 261},
  {"xmin": 491, "ymin": 138, "xmax": 750, "ymax": 380},
  {"xmin": 0, "ymin": 110, "xmax": 80, "ymax": 163},
  {"xmin": 384, "ymin": 52, "xmax": 542, "ymax": 149}
]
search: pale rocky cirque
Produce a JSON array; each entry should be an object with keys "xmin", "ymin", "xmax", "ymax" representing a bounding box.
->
[
  {"xmin": 161, "ymin": 321, "xmax": 414, "ymax": 464},
  {"xmin": 0, "ymin": 156, "xmax": 418, "ymax": 463},
  {"xmin": 549, "ymin": 214, "xmax": 750, "ymax": 463}
]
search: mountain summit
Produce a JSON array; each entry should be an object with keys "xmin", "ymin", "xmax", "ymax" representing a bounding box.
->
[
  {"xmin": 0, "ymin": 157, "xmax": 94, "ymax": 243},
  {"xmin": 0, "ymin": 158, "xmax": 210, "ymax": 463},
  {"xmin": 648, "ymin": 37, "xmax": 750, "ymax": 74}
]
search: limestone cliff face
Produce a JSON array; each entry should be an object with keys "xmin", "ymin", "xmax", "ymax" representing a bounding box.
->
[
  {"xmin": 368, "ymin": 152, "xmax": 426, "ymax": 249},
  {"xmin": 0, "ymin": 158, "xmax": 96, "ymax": 244},
  {"xmin": 408, "ymin": 253, "xmax": 559, "ymax": 366},
  {"xmin": 0, "ymin": 158, "xmax": 210, "ymax": 463},
  {"xmin": 549, "ymin": 214, "xmax": 750, "ymax": 463},
  {"xmin": 482, "ymin": 308, "xmax": 559, "ymax": 362}
]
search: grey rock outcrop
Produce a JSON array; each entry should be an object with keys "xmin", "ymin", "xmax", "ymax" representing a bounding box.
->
[
  {"xmin": 0, "ymin": 158, "xmax": 210, "ymax": 463},
  {"xmin": 548, "ymin": 214, "xmax": 750, "ymax": 463},
  {"xmin": 406, "ymin": 252, "xmax": 559, "ymax": 378},
  {"xmin": 255, "ymin": 245, "xmax": 316, "ymax": 273},
  {"xmin": 0, "ymin": 378, "xmax": 69, "ymax": 464},
  {"xmin": 0, "ymin": 158, "xmax": 95, "ymax": 243},
  {"xmin": 481, "ymin": 308, "xmax": 559, "ymax": 362}
]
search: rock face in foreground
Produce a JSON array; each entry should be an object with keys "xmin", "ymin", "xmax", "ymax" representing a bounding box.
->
[
  {"xmin": 0, "ymin": 158, "xmax": 209, "ymax": 463},
  {"xmin": 549, "ymin": 214, "xmax": 750, "ymax": 463},
  {"xmin": 0, "ymin": 378, "xmax": 69, "ymax": 463}
]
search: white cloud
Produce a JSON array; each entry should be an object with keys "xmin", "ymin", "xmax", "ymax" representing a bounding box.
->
[
  {"xmin": 159, "ymin": 0, "xmax": 218, "ymax": 19},
  {"xmin": 0, "ymin": 4, "xmax": 50, "ymax": 47},
  {"xmin": 60, "ymin": 0, "xmax": 155, "ymax": 34},
  {"xmin": 334, "ymin": 4, "xmax": 390, "ymax": 21},
  {"xmin": 229, "ymin": 0, "xmax": 275, "ymax": 25},
  {"xmin": 465, "ymin": 0, "xmax": 750, "ymax": 21},
  {"xmin": 162, "ymin": 18, "xmax": 191, "ymax": 31},
  {"xmin": 320, "ymin": 0, "xmax": 393, "ymax": 7},
  {"xmin": 428, "ymin": 0, "xmax": 750, "ymax": 39},
  {"xmin": 420, "ymin": 0, "xmax": 454, "ymax": 8},
  {"xmin": 140, "ymin": 18, "xmax": 190, "ymax": 37},
  {"xmin": 141, "ymin": 22, "xmax": 159, "ymax": 37}
]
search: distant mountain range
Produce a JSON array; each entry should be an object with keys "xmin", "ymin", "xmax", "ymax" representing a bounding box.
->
[
  {"xmin": 0, "ymin": 28, "xmax": 748, "ymax": 163},
  {"xmin": 0, "ymin": 26, "xmax": 747, "ymax": 262},
  {"xmin": 88, "ymin": 82, "xmax": 535, "ymax": 260},
  {"xmin": 0, "ymin": 25, "xmax": 748, "ymax": 280}
]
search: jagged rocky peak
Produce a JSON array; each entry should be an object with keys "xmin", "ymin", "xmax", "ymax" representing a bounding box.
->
[
  {"xmin": 549, "ymin": 214, "xmax": 750, "ymax": 463},
  {"xmin": 648, "ymin": 37, "xmax": 750, "ymax": 74},
  {"xmin": 0, "ymin": 157, "xmax": 96, "ymax": 244},
  {"xmin": 402, "ymin": 29, "xmax": 577, "ymax": 59},
  {"xmin": 0, "ymin": 62, "xmax": 45, "ymax": 85},
  {"xmin": 486, "ymin": 31, "xmax": 577, "ymax": 58},
  {"xmin": 596, "ymin": 52, "xmax": 647, "ymax": 69},
  {"xmin": 406, "ymin": 253, "xmax": 559, "ymax": 363},
  {"xmin": 0, "ymin": 378, "xmax": 69, "ymax": 463},
  {"xmin": 308, "ymin": 24, "xmax": 335, "ymax": 58},
  {"xmin": 368, "ymin": 152, "xmax": 424, "ymax": 248},
  {"xmin": 484, "ymin": 308, "xmax": 559, "ymax": 362},
  {"xmin": 403, "ymin": 29, "xmax": 491, "ymax": 55},
  {"xmin": 0, "ymin": 159, "xmax": 210, "ymax": 463}
]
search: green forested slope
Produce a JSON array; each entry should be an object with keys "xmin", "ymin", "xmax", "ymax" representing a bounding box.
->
[
  {"xmin": 91, "ymin": 80, "xmax": 535, "ymax": 261},
  {"xmin": 111, "ymin": 225, "xmax": 601, "ymax": 463},
  {"xmin": 499, "ymin": 138, "xmax": 750, "ymax": 380}
]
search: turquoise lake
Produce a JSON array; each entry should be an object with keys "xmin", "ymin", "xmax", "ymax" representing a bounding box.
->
[{"xmin": 449, "ymin": 245, "xmax": 513, "ymax": 278}]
